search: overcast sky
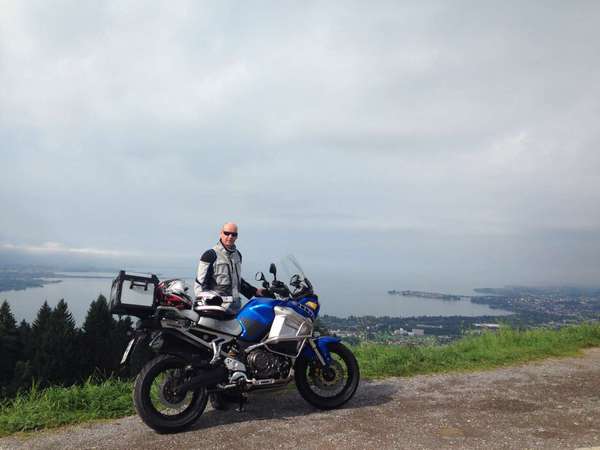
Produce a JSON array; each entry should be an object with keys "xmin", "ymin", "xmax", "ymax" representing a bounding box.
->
[{"xmin": 1, "ymin": 1, "xmax": 599, "ymax": 287}]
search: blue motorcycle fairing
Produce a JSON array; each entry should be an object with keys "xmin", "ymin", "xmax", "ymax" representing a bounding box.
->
[
  {"xmin": 287, "ymin": 299, "xmax": 317, "ymax": 320},
  {"xmin": 236, "ymin": 296, "xmax": 321, "ymax": 342},
  {"xmin": 236, "ymin": 297, "xmax": 285, "ymax": 342},
  {"xmin": 301, "ymin": 336, "xmax": 341, "ymax": 365},
  {"xmin": 296, "ymin": 294, "xmax": 320, "ymax": 318}
]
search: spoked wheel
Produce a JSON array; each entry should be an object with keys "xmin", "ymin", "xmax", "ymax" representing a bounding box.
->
[
  {"xmin": 134, "ymin": 354, "xmax": 208, "ymax": 433},
  {"xmin": 295, "ymin": 342, "xmax": 360, "ymax": 410}
]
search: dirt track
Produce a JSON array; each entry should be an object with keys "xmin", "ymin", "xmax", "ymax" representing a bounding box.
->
[{"xmin": 2, "ymin": 348, "xmax": 600, "ymax": 450}]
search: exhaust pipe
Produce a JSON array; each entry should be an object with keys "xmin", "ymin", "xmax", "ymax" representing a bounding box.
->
[{"xmin": 175, "ymin": 366, "xmax": 228, "ymax": 394}]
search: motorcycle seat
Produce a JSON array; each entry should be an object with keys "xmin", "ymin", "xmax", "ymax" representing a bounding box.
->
[
  {"xmin": 156, "ymin": 306, "xmax": 200, "ymax": 323},
  {"xmin": 194, "ymin": 305, "xmax": 236, "ymax": 319},
  {"xmin": 196, "ymin": 315, "xmax": 242, "ymax": 336}
]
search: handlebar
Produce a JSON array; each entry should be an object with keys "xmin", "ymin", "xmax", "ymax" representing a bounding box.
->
[{"xmin": 256, "ymin": 262, "xmax": 313, "ymax": 299}]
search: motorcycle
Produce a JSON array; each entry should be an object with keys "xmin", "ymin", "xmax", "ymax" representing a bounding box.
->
[{"xmin": 109, "ymin": 256, "xmax": 360, "ymax": 433}]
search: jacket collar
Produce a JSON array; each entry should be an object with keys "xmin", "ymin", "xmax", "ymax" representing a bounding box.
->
[{"xmin": 217, "ymin": 239, "xmax": 236, "ymax": 253}]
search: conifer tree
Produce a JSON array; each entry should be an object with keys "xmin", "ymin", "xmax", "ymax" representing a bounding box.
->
[
  {"xmin": 82, "ymin": 295, "xmax": 115, "ymax": 377},
  {"xmin": 8, "ymin": 319, "xmax": 34, "ymax": 393},
  {"xmin": 32, "ymin": 301, "xmax": 52, "ymax": 336},
  {"xmin": 48, "ymin": 299, "xmax": 80, "ymax": 384},
  {"xmin": 30, "ymin": 300, "xmax": 80, "ymax": 386},
  {"xmin": 0, "ymin": 301, "xmax": 19, "ymax": 391},
  {"xmin": 0, "ymin": 300, "xmax": 17, "ymax": 334},
  {"xmin": 17, "ymin": 319, "xmax": 32, "ymax": 362},
  {"xmin": 30, "ymin": 301, "xmax": 53, "ymax": 386},
  {"xmin": 82, "ymin": 295, "xmax": 135, "ymax": 377}
]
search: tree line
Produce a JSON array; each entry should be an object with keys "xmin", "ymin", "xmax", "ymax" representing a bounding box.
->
[{"xmin": 0, "ymin": 296, "xmax": 138, "ymax": 399}]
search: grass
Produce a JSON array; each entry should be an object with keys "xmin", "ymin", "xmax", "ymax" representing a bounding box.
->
[
  {"xmin": 354, "ymin": 321, "xmax": 600, "ymax": 378},
  {"xmin": 0, "ymin": 378, "xmax": 134, "ymax": 437},
  {"xmin": 2, "ymin": 321, "xmax": 600, "ymax": 437}
]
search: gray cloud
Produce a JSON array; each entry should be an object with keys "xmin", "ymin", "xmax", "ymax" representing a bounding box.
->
[{"xmin": 1, "ymin": 1, "xmax": 599, "ymax": 286}]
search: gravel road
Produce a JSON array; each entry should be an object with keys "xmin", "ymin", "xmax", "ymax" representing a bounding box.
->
[{"xmin": 2, "ymin": 348, "xmax": 600, "ymax": 450}]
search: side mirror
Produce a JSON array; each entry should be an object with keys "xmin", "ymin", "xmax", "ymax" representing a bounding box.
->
[
  {"xmin": 269, "ymin": 263, "xmax": 277, "ymax": 280},
  {"xmin": 290, "ymin": 274, "xmax": 301, "ymax": 288},
  {"xmin": 255, "ymin": 271, "xmax": 269, "ymax": 290}
]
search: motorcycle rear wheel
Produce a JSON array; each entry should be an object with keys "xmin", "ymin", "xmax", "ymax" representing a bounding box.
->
[
  {"xmin": 134, "ymin": 354, "xmax": 208, "ymax": 433},
  {"xmin": 295, "ymin": 342, "xmax": 360, "ymax": 410}
]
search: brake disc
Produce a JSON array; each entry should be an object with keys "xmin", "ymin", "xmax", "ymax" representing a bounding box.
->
[
  {"xmin": 310, "ymin": 359, "xmax": 345, "ymax": 391},
  {"xmin": 157, "ymin": 371, "xmax": 188, "ymax": 408}
]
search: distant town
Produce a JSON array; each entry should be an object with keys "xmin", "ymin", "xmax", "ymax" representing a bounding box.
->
[{"xmin": 320, "ymin": 285, "xmax": 600, "ymax": 345}]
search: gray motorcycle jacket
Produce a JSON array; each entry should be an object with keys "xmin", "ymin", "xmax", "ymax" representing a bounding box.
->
[{"xmin": 194, "ymin": 240, "xmax": 257, "ymax": 313}]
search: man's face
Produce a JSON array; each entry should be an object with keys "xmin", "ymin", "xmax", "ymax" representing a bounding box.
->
[{"xmin": 220, "ymin": 224, "xmax": 238, "ymax": 249}]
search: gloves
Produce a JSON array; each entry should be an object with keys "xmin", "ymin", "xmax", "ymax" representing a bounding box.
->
[
  {"xmin": 205, "ymin": 296, "xmax": 223, "ymax": 306},
  {"xmin": 261, "ymin": 289, "xmax": 274, "ymax": 298},
  {"xmin": 270, "ymin": 281, "xmax": 290, "ymax": 297}
]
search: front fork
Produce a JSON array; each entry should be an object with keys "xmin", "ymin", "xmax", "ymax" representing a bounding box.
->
[{"xmin": 302, "ymin": 335, "xmax": 341, "ymax": 366}]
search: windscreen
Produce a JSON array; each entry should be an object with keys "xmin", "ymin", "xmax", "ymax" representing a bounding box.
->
[{"xmin": 280, "ymin": 254, "xmax": 307, "ymax": 280}]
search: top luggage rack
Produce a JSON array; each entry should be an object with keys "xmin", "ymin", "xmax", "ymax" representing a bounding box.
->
[{"xmin": 109, "ymin": 271, "xmax": 160, "ymax": 319}]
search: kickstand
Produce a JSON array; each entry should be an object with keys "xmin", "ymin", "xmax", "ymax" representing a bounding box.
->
[{"xmin": 236, "ymin": 394, "xmax": 248, "ymax": 412}]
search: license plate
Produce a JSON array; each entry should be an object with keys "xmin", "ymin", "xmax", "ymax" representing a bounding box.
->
[{"xmin": 120, "ymin": 338, "xmax": 136, "ymax": 365}]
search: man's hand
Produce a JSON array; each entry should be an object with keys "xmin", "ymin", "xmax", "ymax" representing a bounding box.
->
[
  {"xmin": 204, "ymin": 296, "xmax": 223, "ymax": 306},
  {"xmin": 256, "ymin": 287, "xmax": 276, "ymax": 298}
]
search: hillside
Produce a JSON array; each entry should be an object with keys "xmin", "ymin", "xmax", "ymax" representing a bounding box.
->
[{"xmin": 2, "ymin": 348, "xmax": 599, "ymax": 450}]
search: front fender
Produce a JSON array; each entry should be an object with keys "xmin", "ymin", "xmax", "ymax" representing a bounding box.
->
[{"xmin": 301, "ymin": 336, "xmax": 341, "ymax": 365}]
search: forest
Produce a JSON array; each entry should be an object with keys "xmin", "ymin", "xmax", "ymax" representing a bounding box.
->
[{"xmin": 0, "ymin": 296, "xmax": 138, "ymax": 399}]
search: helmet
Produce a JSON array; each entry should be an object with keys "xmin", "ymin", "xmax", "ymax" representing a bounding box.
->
[
  {"xmin": 157, "ymin": 279, "xmax": 192, "ymax": 309},
  {"xmin": 161, "ymin": 279, "xmax": 187, "ymax": 295}
]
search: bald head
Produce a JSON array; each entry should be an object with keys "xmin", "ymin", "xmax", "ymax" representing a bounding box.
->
[
  {"xmin": 220, "ymin": 222, "xmax": 239, "ymax": 249},
  {"xmin": 222, "ymin": 222, "xmax": 238, "ymax": 231}
]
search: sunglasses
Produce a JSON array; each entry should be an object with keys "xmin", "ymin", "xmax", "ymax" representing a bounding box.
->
[{"xmin": 222, "ymin": 231, "xmax": 238, "ymax": 237}]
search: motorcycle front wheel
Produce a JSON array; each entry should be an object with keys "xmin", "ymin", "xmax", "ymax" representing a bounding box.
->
[
  {"xmin": 133, "ymin": 354, "xmax": 208, "ymax": 433},
  {"xmin": 295, "ymin": 341, "xmax": 360, "ymax": 410}
]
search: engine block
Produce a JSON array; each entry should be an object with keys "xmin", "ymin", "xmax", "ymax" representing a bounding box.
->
[{"xmin": 246, "ymin": 349, "xmax": 291, "ymax": 379}]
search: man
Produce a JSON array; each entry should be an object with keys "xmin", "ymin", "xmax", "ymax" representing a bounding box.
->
[
  {"xmin": 195, "ymin": 222, "xmax": 263, "ymax": 411},
  {"xmin": 194, "ymin": 222, "xmax": 264, "ymax": 314}
]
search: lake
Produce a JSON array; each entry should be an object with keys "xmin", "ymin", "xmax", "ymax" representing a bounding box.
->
[{"xmin": 0, "ymin": 271, "xmax": 512, "ymax": 325}]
